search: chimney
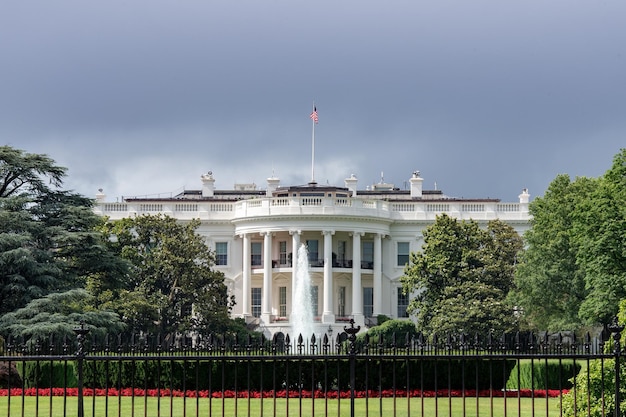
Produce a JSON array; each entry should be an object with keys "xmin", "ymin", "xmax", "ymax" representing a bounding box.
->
[
  {"xmin": 266, "ymin": 176, "xmax": 280, "ymax": 196},
  {"xmin": 519, "ymin": 188, "xmax": 530, "ymax": 212},
  {"xmin": 409, "ymin": 171, "xmax": 423, "ymax": 199},
  {"xmin": 344, "ymin": 174, "xmax": 358, "ymax": 196},
  {"xmin": 201, "ymin": 171, "xmax": 215, "ymax": 197},
  {"xmin": 95, "ymin": 188, "xmax": 106, "ymax": 202}
]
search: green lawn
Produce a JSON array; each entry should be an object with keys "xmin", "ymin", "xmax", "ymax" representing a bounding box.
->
[{"xmin": 0, "ymin": 395, "xmax": 564, "ymax": 417}]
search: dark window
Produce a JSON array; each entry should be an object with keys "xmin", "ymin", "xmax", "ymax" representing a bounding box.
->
[
  {"xmin": 397, "ymin": 242, "xmax": 410, "ymax": 266},
  {"xmin": 397, "ymin": 290, "xmax": 409, "ymax": 318},
  {"xmin": 251, "ymin": 242, "xmax": 262, "ymax": 266},
  {"xmin": 252, "ymin": 288, "xmax": 262, "ymax": 318},
  {"xmin": 215, "ymin": 242, "xmax": 228, "ymax": 265},
  {"xmin": 306, "ymin": 240, "xmax": 319, "ymax": 263},
  {"xmin": 279, "ymin": 286, "xmax": 287, "ymax": 317},
  {"xmin": 279, "ymin": 241, "xmax": 287, "ymax": 265},
  {"xmin": 363, "ymin": 287, "xmax": 373, "ymax": 318}
]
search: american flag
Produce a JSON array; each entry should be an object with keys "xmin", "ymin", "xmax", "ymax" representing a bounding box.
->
[{"xmin": 310, "ymin": 106, "xmax": 318, "ymax": 124}]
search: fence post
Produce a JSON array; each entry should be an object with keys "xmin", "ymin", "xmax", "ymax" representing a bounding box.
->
[
  {"xmin": 608, "ymin": 316, "xmax": 624, "ymax": 417},
  {"xmin": 344, "ymin": 319, "xmax": 361, "ymax": 417},
  {"xmin": 73, "ymin": 322, "xmax": 90, "ymax": 417}
]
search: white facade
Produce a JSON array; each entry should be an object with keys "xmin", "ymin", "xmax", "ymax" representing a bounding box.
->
[{"xmin": 94, "ymin": 171, "xmax": 531, "ymax": 338}]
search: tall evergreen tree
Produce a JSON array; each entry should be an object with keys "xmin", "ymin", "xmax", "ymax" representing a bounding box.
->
[{"xmin": 0, "ymin": 146, "xmax": 128, "ymax": 318}]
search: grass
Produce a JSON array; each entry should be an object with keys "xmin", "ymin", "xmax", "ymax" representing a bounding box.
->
[{"xmin": 0, "ymin": 395, "xmax": 565, "ymax": 417}]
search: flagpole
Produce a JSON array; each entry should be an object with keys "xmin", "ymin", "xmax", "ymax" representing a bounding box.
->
[
  {"xmin": 311, "ymin": 103, "xmax": 315, "ymax": 184},
  {"xmin": 310, "ymin": 102, "xmax": 317, "ymax": 184}
]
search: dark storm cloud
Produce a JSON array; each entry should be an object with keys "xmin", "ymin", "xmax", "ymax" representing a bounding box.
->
[{"xmin": 1, "ymin": 1, "xmax": 625, "ymax": 201}]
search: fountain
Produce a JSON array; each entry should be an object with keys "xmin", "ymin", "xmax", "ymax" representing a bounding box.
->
[{"xmin": 290, "ymin": 243, "xmax": 315, "ymax": 342}]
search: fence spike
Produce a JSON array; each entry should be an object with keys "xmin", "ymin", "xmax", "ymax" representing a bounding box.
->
[{"xmin": 285, "ymin": 334, "xmax": 291, "ymax": 352}]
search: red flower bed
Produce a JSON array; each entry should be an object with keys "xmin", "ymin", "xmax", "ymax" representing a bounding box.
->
[{"xmin": 0, "ymin": 388, "xmax": 567, "ymax": 398}]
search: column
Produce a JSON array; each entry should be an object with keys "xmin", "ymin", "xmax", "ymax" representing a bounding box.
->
[
  {"xmin": 290, "ymin": 230, "xmax": 301, "ymax": 316},
  {"xmin": 241, "ymin": 233, "xmax": 251, "ymax": 318},
  {"xmin": 261, "ymin": 232, "xmax": 273, "ymax": 323},
  {"xmin": 373, "ymin": 233, "xmax": 383, "ymax": 317},
  {"xmin": 322, "ymin": 230, "xmax": 335, "ymax": 323},
  {"xmin": 351, "ymin": 231, "xmax": 364, "ymax": 327}
]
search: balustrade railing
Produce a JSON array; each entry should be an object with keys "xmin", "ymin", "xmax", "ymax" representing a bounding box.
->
[{"xmin": 97, "ymin": 197, "xmax": 527, "ymax": 220}]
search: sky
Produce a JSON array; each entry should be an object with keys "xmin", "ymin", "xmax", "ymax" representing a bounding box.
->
[{"xmin": 2, "ymin": 1, "xmax": 625, "ymax": 203}]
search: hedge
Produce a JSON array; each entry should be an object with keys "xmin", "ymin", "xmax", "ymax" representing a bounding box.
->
[
  {"xmin": 505, "ymin": 360, "xmax": 581, "ymax": 390},
  {"xmin": 16, "ymin": 357, "xmax": 516, "ymax": 391}
]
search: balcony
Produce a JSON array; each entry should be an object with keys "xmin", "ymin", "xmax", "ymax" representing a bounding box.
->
[{"xmin": 267, "ymin": 259, "xmax": 373, "ymax": 270}]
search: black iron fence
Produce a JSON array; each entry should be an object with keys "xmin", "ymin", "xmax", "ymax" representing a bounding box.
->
[{"xmin": 0, "ymin": 318, "xmax": 624, "ymax": 417}]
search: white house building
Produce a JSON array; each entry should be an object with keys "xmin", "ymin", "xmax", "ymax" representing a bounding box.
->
[{"xmin": 94, "ymin": 171, "xmax": 531, "ymax": 338}]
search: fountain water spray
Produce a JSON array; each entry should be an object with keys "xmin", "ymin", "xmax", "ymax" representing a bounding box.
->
[{"xmin": 290, "ymin": 243, "xmax": 315, "ymax": 341}]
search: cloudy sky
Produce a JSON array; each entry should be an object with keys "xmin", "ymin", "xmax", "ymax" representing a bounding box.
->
[{"xmin": 2, "ymin": 1, "xmax": 625, "ymax": 202}]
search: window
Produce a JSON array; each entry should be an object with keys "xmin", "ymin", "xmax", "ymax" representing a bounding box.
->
[
  {"xmin": 337, "ymin": 240, "xmax": 347, "ymax": 266},
  {"xmin": 306, "ymin": 240, "xmax": 319, "ymax": 264},
  {"xmin": 362, "ymin": 241, "xmax": 374, "ymax": 269},
  {"xmin": 251, "ymin": 288, "xmax": 262, "ymax": 318},
  {"xmin": 363, "ymin": 287, "xmax": 373, "ymax": 318},
  {"xmin": 311, "ymin": 285, "xmax": 319, "ymax": 317},
  {"xmin": 397, "ymin": 242, "xmax": 410, "ymax": 266},
  {"xmin": 215, "ymin": 242, "xmax": 228, "ymax": 265},
  {"xmin": 279, "ymin": 286, "xmax": 287, "ymax": 317},
  {"xmin": 338, "ymin": 286, "xmax": 346, "ymax": 317},
  {"xmin": 251, "ymin": 242, "xmax": 262, "ymax": 266},
  {"xmin": 279, "ymin": 241, "xmax": 287, "ymax": 265},
  {"xmin": 397, "ymin": 290, "xmax": 409, "ymax": 318}
]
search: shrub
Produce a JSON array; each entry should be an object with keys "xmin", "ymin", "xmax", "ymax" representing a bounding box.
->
[
  {"xmin": 21, "ymin": 361, "xmax": 78, "ymax": 388},
  {"xmin": 356, "ymin": 319, "xmax": 419, "ymax": 347},
  {"xmin": 562, "ymin": 300, "xmax": 626, "ymax": 417},
  {"xmin": 505, "ymin": 360, "xmax": 580, "ymax": 390}
]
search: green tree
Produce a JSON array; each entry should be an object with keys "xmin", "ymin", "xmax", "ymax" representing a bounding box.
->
[
  {"xmin": 401, "ymin": 215, "xmax": 523, "ymax": 336},
  {"xmin": 573, "ymin": 149, "xmax": 626, "ymax": 324},
  {"xmin": 0, "ymin": 146, "xmax": 128, "ymax": 316},
  {"xmin": 98, "ymin": 214, "xmax": 234, "ymax": 339},
  {"xmin": 511, "ymin": 148, "xmax": 626, "ymax": 330},
  {"xmin": 509, "ymin": 174, "xmax": 595, "ymax": 331}
]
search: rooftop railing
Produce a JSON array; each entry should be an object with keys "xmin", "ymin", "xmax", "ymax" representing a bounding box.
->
[{"xmin": 95, "ymin": 197, "xmax": 529, "ymax": 222}]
